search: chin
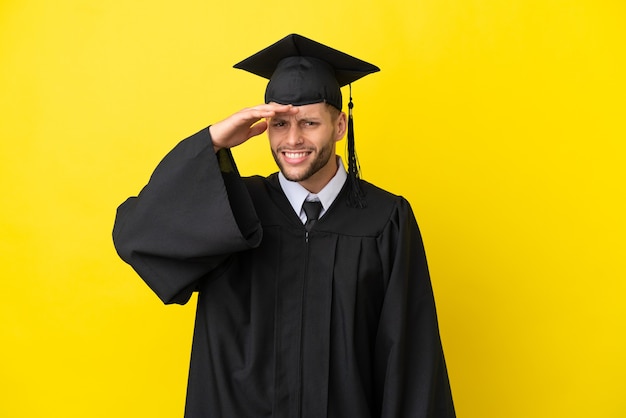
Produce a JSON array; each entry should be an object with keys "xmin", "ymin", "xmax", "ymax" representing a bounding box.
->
[
  {"xmin": 274, "ymin": 148, "xmax": 333, "ymax": 184},
  {"xmin": 281, "ymin": 168, "xmax": 313, "ymax": 183}
]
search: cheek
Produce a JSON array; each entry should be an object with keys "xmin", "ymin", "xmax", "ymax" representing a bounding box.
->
[
  {"xmin": 323, "ymin": 128, "xmax": 339, "ymax": 146},
  {"xmin": 267, "ymin": 131, "xmax": 279, "ymax": 148}
]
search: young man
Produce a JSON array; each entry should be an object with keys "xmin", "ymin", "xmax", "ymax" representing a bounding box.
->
[{"xmin": 113, "ymin": 34, "xmax": 455, "ymax": 418}]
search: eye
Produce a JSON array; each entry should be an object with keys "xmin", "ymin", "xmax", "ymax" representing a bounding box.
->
[
  {"xmin": 301, "ymin": 120, "xmax": 318, "ymax": 127},
  {"xmin": 271, "ymin": 120, "xmax": 287, "ymax": 128}
]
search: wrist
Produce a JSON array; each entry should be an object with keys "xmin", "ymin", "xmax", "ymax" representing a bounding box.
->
[{"xmin": 207, "ymin": 125, "xmax": 222, "ymax": 152}]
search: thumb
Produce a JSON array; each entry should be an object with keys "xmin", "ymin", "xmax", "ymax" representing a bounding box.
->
[{"xmin": 248, "ymin": 120, "xmax": 268, "ymax": 139}]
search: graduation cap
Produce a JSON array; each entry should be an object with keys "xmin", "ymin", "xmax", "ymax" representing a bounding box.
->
[{"xmin": 234, "ymin": 33, "xmax": 380, "ymax": 208}]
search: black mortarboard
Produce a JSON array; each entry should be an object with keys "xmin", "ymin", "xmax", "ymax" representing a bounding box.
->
[
  {"xmin": 234, "ymin": 34, "xmax": 380, "ymax": 207},
  {"xmin": 233, "ymin": 33, "xmax": 379, "ymax": 110}
]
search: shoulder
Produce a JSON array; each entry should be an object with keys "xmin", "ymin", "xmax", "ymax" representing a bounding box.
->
[
  {"xmin": 242, "ymin": 173, "xmax": 290, "ymax": 218},
  {"xmin": 321, "ymin": 179, "xmax": 415, "ymax": 237},
  {"xmin": 360, "ymin": 179, "xmax": 405, "ymax": 204},
  {"xmin": 242, "ymin": 173, "xmax": 280, "ymax": 197},
  {"xmin": 359, "ymin": 179, "xmax": 414, "ymax": 215}
]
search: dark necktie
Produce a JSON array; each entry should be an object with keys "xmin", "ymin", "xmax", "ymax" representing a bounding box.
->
[{"xmin": 302, "ymin": 200, "xmax": 323, "ymax": 231}]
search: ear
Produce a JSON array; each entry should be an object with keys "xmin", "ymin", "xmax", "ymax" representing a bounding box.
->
[{"xmin": 334, "ymin": 112, "xmax": 347, "ymax": 142}]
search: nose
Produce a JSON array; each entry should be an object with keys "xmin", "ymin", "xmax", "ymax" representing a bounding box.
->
[{"xmin": 285, "ymin": 124, "xmax": 303, "ymax": 146}]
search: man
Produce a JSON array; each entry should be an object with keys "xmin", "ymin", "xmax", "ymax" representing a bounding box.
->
[{"xmin": 113, "ymin": 34, "xmax": 455, "ymax": 418}]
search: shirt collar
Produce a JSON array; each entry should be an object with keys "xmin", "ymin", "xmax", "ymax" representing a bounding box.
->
[{"xmin": 278, "ymin": 156, "xmax": 347, "ymax": 222}]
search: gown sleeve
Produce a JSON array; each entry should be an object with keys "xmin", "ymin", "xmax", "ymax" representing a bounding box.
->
[
  {"xmin": 112, "ymin": 128, "xmax": 262, "ymax": 305},
  {"xmin": 375, "ymin": 198, "xmax": 455, "ymax": 418}
]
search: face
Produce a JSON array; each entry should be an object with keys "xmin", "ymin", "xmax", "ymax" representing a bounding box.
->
[{"xmin": 268, "ymin": 102, "xmax": 346, "ymax": 193}]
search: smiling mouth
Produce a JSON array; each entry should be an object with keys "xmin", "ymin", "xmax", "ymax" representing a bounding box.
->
[{"xmin": 283, "ymin": 151, "xmax": 311, "ymax": 159}]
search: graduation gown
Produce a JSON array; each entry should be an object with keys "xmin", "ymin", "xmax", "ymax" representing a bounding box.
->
[{"xmin": 113, "ymin": 128, "xmax": 455, "ymax": 418}]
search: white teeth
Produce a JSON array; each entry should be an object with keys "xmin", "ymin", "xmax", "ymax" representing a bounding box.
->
[{"xmin": 284, "ymin": 152, "xmax": 308, "ymax": 158}]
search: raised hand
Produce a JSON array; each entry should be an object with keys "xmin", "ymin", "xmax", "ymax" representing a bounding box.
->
[{"xmin": 209, "ymin": 103, "xmax": 298, "ymax": 151}]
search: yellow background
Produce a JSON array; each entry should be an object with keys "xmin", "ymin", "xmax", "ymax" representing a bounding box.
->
[{"xmin": 1, "ymin": 0, "xmax": 624, "ymax": 417}]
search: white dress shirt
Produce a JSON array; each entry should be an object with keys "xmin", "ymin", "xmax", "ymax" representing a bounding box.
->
[{"xmin": 278, "ymin": 157, "xmax": 348, "ymax": 224}]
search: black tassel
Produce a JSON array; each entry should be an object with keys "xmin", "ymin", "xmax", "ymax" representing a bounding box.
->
[{"xmin": 346, "ymin": 84, "xmax": 366, "ymax": 208}]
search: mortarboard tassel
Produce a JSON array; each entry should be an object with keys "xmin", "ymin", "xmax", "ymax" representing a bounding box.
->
[{"xmin": 346, "ymin": 84, "xmax": 366, "ymax": 208}]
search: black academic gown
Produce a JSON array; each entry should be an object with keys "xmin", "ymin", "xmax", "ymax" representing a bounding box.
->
[{"xmin": 113, "ymin": 128, "xmax": 455, "ymax": 418}]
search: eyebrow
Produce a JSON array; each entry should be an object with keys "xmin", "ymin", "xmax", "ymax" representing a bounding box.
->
[
  {"xmin": 270, "ymin": 114, "xmax": 323, "ymax": 122},
  {"xmin": 295, "ymin": 115, "xmax": 323, "ymax": 121}
]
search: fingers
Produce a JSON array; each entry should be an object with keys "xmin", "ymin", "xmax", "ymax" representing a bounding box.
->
[
  {"xmin": 248, "ymin": 120, "xmax": 268, "ymax": 138},
  {"xmin": 245, "ymin": 103, "xmax": 298, "ymax": 119},
  {"xmin": 210, "ymin": 104, "xmax": 298, "ymax": 151},
  {"xmin": 241, "ymin": 104, "xmax": 296, "ymax": 140}
]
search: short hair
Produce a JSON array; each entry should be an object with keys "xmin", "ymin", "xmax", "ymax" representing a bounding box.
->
[{"xmin": 325, "ymin": 103, "xmax": 341, "ymax": 121}]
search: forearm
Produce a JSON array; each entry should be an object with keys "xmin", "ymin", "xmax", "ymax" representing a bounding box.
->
[{"xmin": 112, "ymin": 128, "xmax": 262, "ymax": 303}]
